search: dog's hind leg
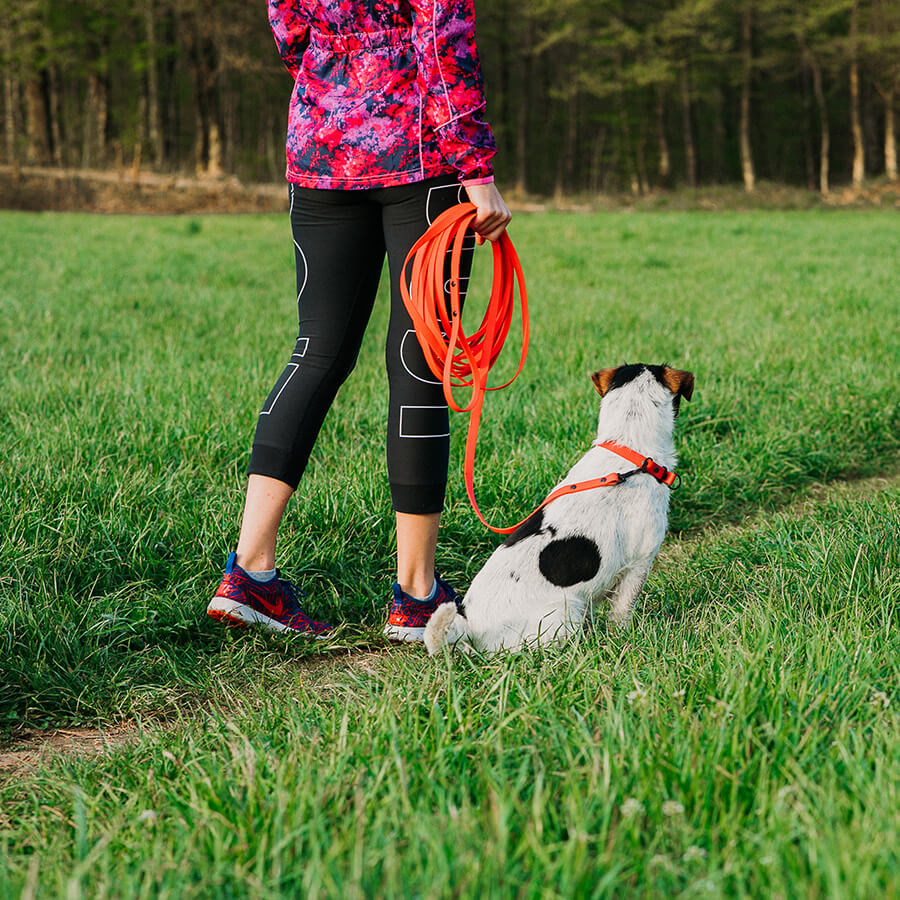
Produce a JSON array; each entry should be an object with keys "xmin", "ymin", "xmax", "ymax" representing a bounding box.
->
[
  {"xmin": 607, "ymin": 563, "xmax": 651, "ymax": 629},
  {"xmin": 586, "ymin": 577, "xmax": 623, "ymax": 630}
]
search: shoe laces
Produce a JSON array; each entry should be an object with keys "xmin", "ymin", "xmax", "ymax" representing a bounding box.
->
[{"xmin": 275, "ymin": 573, "xmax": 306, "ymax": 609}]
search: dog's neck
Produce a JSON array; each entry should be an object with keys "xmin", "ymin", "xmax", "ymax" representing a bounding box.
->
[{"xmin": 593, "ymin": 391, "xmax": 676, "ymax": 467}]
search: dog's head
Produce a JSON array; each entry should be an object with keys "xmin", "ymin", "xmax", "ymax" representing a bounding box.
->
[{"xmin": 591, "ymin": 363, "xmax": 694, "ymax": 416}]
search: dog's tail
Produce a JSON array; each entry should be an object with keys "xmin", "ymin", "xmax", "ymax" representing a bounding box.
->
[{"xmin": 424, "ymin": 602, "xmax": 470, "ymax": 655}]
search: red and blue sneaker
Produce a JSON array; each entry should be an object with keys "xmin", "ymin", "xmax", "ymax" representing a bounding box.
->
[
  {"xmin": 383, "ymin": 574, "xmax": 461, "ymax": 642},
  {"xmin": 207, "ymin": 553, "xmax": 332, "ymax": 637}
]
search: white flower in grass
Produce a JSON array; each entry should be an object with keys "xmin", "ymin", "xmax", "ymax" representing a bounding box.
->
[
  {"xmin": 672, "ymin": 689, "xmax": 686, "ymax": 700},
  {"xmin": 650, "ymin": 854, "xmax": 673, "ymax": 870},
  {"xmin": 760, "ymin": 855, "xmax": 775, "ymax": 868},
  {"xmin": 626, "ymin": 676, "xmax": 648, "ymax": 706},
  {"xmin": 683, "ymin": 845, "xmax": 707, "ymax": 863},
  {"xmin": 137, "ymin": 810, "xmax": 157, "ymax": 823},
  {"xmin": 871, "ymin": 691, "xmax": 889, "ymax": 709},
  {"xmin": 662, "ymin": 800, "xmax": 685, "ymax": 817},
  {"xmin": 620, "ymin": 797, "xmax": 645, "ymax": 819}
]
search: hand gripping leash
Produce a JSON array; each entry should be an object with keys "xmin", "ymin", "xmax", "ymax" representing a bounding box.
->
[{"xmin": 400, "ymin": 202, "xmax": 529, "ymax": 533}]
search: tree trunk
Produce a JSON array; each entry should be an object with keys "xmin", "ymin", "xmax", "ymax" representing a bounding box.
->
[
  {"xmin": 513, "ymin": 18, "xmax": 531, "ymax": 195},
  {"xmin": 614, "ymin": 52, "xmax": 638, "ymax": 194},
  {"xmin": 740, "ymin": 3, "xmax": 755, "ymax": 192},
  {"xmin": 82, "ymin": 73, "xmax": 108, "ymax": 168},
  {"xmin": 3, "ymin": 30, "xmax": 16, "ymax": 167},
  {"xmin": 562, "ymin": 89, "xmax": 577, "ymax": 193},
  {"xmin": 207, "ymin": 120, "xmax": 223, "ymax": 177},
  {"xmin": 807, "ymin": 51, "xmax": 830, "ymax": 194},
  {"xmin": 849, "ymin": 0, "xmax": 864, "ymax": 187},
  {"xmin": 655, "ymin": 85, "xmax": 671, "ymax": 187},
  {"xmin": 679, "ymin": 60, "xmax": 697, "ymax": 188},
  {"xmin": 145, "ymin": 0, "xmax": 164, "ymax": 168},
  {"xmin": 589, "ymin": 126, "xmax": 606, "ymax": 194},
  {"xmin": 635, "ymin": 128, "xmax": 649, "ymax": 195},
  {"xmin": 47, "ymin": 63, "xmax": 62, "ymax": 166},
  {"xmin": 24, "ymin": 77, "xmax": 50, "ymax": 165},
  {"xmin": 2, "ymin": 5, "xmax": 19, "ymax": 167},
  {"xmin": 802, "ymin": 71, "xmax": 816, "ymax": 190},
  {"xmin": 874, "ymin": 79, "xmax": 898, "ymax": 180},
  {"xmin": 3, "ymin": 69, "xmax": 15, "ymax": 166},
  {"xmin": 884, "ymin": 87, "xmax": 897, "ymax": 180}
]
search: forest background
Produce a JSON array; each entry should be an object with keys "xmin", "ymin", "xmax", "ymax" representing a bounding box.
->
[{"xmin": 2, "ymin": 0, "xmax": 899, "ymax": 200}]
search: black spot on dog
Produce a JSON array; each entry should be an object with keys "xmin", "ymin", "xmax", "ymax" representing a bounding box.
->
[
  {"xmin": 503, "ymin": 507, "xmax": 546, "ymax": 547},
  {"xmin": 538, "ymin": 536, "xmax": 601, "ymax": 587}
]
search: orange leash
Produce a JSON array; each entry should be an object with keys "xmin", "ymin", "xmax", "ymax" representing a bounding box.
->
[{"xmin": 400, "ymin": 202, "xmax": 529, "ymax": 533}]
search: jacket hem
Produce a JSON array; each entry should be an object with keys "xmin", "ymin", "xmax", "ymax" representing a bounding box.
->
[{"xmin": 285, "ymin": 163, "xmax": 456, "ymax": 190}]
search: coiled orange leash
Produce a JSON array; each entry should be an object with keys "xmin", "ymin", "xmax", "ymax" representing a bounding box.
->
[
  {"xmin": 401, "ymin": 203, "xmax": 680, "ymax": 536},
  {"xmin": 400, "ymin": 202, "xmax": 529, "ymax": 534}
]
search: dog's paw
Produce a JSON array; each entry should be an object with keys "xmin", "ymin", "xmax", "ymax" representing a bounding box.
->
[{"xmin": 607, "ymin": 610, "xmax": 634, "ymax": 630}]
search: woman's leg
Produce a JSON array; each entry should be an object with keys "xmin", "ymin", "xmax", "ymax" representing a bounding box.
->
[
  {"xmin": 395, "ymin": 511, "xmax": 441, "ymax": 599},
  {"xmin": 235, "ymin": 474, "xmax": 293, "ymax": 571},
  {"xmin": 380, "ymin": 177, "xmax": 473, "ymax": 596},
  {"xmin": 236, "ymin": 185, "xmax": 385, "ymax": 570}
]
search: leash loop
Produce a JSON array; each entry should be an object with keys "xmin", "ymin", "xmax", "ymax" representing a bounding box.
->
[{"xmin": 401, "ymin": 202, "xmax": 529, "ymax": 532}]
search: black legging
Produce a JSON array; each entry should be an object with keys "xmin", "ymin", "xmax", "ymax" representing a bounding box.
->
[{"xmin": 248, "ymin": 175, "xmax": 473, "ymax": 514}]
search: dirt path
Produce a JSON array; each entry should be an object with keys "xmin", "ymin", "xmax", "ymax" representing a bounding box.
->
[
  {"xmin": 0, "ymin": 725, "xmax": 140, "ymax": 773},
  {"xmin": 0, "ymin": 650, "xmax": 388, "ymax": 778}
]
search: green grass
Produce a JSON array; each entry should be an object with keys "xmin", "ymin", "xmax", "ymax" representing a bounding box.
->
[{"xmin": 1, "ymin": 209, "xmax": 899, "ymax": 896}]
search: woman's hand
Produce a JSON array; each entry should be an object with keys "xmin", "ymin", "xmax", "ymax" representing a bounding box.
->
[{"xmin": 464, "ymin": 181, "xmax": 512, "ymax": 244}]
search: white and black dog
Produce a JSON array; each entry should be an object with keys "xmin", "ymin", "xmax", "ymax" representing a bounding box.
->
[{"xmin": 424, "ymin": 363, "xmax": 694, "ymax": 654}]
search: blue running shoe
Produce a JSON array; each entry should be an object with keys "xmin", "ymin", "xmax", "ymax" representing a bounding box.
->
[
  {"xmin": 383, "ymin": 574, "xmax": 460, "ymax": 642},
  {"xmin": 207, "ymin": 553, "xmax": 332, "ymax": 637}
]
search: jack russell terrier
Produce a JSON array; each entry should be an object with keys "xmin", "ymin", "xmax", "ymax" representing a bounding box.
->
[{"xmin": 424, "ymin": 363, "xmax": 694, "ymax": 654}]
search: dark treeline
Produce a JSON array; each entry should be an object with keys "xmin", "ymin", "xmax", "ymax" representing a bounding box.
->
[{"xmin": 1, "ymin": 0, "xmax": 898, "ymax": 195}]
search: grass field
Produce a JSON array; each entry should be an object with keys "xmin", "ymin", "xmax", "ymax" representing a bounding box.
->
[{"xmin": 1, "ymin": 208, "xmax": 898, "ymax": 897}]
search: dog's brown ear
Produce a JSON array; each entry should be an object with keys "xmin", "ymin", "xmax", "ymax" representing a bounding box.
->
[
  {"xmin": 591, "ymin": 367, "xmax": 620, "ymax": 396},
  {"xmin": 662, "ymin": 367, "xmax": 694, "ymax": 401}
]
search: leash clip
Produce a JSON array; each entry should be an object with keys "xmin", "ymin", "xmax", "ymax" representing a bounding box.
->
[{"xmin": 641, "ymin": 457, "xmax": 672, "ymax": 485}]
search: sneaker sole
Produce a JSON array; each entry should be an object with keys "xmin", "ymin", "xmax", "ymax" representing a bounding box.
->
[
  {"xmin": 383, "ymin": 623, "xmax": 426, "ymax": 642},
  {"xmin": 207, "ymin": 596, "xmax": 329, "ymax": 638}
]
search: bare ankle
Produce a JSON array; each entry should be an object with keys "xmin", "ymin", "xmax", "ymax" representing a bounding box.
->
[
  {"xmin": 399, "ymin": 574, "xmax": 435, "ymax": 600},
  {"xmin": 235, "ymin": 551, "xmax": 276, "ymax": 572}
]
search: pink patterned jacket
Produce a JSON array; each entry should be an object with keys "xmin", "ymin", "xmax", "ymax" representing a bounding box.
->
[{"xmin": 268, "ymin": 0, "xmax": 496, "ymax": 189}]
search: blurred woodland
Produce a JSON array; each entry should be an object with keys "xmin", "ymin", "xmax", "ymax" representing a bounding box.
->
[{"xmin": 1, "ymin": 0, "xmax": 898, "ymax": 196}]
